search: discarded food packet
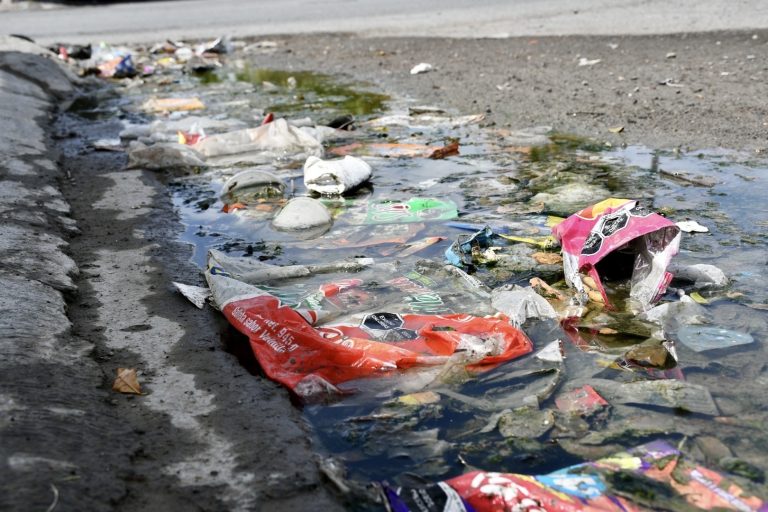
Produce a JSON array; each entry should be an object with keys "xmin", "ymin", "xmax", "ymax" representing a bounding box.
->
[
  {"xmin": 99, "ymin": 54, "xmax": 136, "ymax": 78},
  {"xmin": 383, "ymin": 440, "xmax": 766, "ymax": 512},
  {"xmin": 445, "ymin": 225, "xmax": 494, "ymax": 269},
  {"xmin": 345, "ymin": 197, "xmax": 458, "ymax": 225},
  {"xmin": 205, "ymin": 250, "xmax": 531, "ymax": 398},
  {"xmin": 303, "ymin": 155, "xmax": 372, "ymax": 195},
  {"xmin": 552, "ymin": 198, "xmax": 681, "ymax": 311}
]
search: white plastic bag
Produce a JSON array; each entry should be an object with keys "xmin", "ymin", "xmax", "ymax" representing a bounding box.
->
[
  {"xmin": 303, "ymin": 155, "xmax": 372, "ymax": 195},
  {"xmin": 192, "ymin": 118, "xmax": 323, "ymax": 163}
]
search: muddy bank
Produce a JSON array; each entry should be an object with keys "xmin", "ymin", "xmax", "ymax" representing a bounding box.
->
[{"xmin": 247, "ymin": 30, "xmax": 768, "ymax": 151}]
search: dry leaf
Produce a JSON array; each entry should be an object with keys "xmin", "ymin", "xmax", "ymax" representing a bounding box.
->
[
  {"xmin": 397, "ymin": 391, "xmax": 441, "ymax": 406},
  {"xmin": 428, "ymin": 141, "xmax": 460, "ymax": 159},
  {"xmin": 112, "ymin": 368, "xmax": 143, "ymax": 395},
  {"xmin": 532, "ymin": 252, "xmax": 563, "ymax": 265},
  {"xmin": 609, "ymin": 126, "xmax": 625, "ymax": 133}
]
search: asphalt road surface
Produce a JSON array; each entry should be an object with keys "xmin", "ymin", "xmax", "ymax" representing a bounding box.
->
[{"xmin": 2, "ymin": 0, "xmax": 768, "ymax": 44}]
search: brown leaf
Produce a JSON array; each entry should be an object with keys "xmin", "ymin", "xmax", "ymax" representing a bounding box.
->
[
  {"xmin": 112, "ymin": 368, "xmax": 143, "ymax": 395},
  {"xmin": 428, "ymin": 141, "xmax": 460, "ymax": 159},
  {"xmin": 532, "ymin": 252, "xmax": 563, "ymax": 265}
]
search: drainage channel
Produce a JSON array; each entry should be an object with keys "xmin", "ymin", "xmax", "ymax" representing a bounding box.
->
[{"xmin": 62, "ymin": 38, "xmax": 768, "ymax": 510}]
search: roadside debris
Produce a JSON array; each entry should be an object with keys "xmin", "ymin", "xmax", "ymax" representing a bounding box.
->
[
  {"xmin": 578, "ymin": 57, "xmax": 602, "ymax": 66},
  {"xmin": 410, "ymin": 62, "xmax": 433, "ymax": 75},
  {"xmin": 172, "ymin": 282, "xmax": 211, "ymax": 309},
  {"xmin": 383, "ymin": 440, "xmax": 766, "ymax": 511},
  {"xmin": 303, "ymin": 155, "xmax": 372, "ymax": 195},
  {"xmin": 112, "ymin": 368, "xmax": 143, "ymax": 395},
  {"xmin": 676, "ymin": 325, "xmax": 754, "ymax": 352},
  {"xmin": 672, "ymin": 263, "xmax": 728, "ymax": 289},
  {"xmin": 590, "ymin": 378, "xmax": 719, "ymax": 415},
  {"xmin": 192, "ymin": 118, "xmax": 323, "ymax": 163},
  {"xmin": 205, "ymin": 250, "xmax": 532, "ymax": 397},
  {"xmin": 126, "ymin": 141, "xmax": 207, "ymax": 170},
  {"xmin": 677, "ymin": 219, "xmax": 709, "ymax": 233},
  {"xmin": 553, "ymin": 198, "xmax": 681, "ymax": 310},
  {"xmin": 271, "ymin": 197, "xmax": 333, "ymax": 235},
  {"xmin": 555, "ymin": 384, "xmax": 608, "ymax": 415},
  {"xmin": 71, "ymin": 35, "xmax": 768, "ymax": 507},
  {"xmin": 491, "ymin": 285, "xmax": 558, "ymax": 327}
]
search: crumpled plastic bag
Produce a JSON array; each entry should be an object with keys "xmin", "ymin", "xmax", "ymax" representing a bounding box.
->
[
  {"xmin": 192, "ymin": 118, "xmax": 323, "ymax": 163},
  {"xmin": 552, "ymin": 198, "xmax": 681, "ymax": 310},
  {"xmin": 126, "ymin": 141, "xmax": 206, "ymax": 170},
  {"xmin": 303, "ymin": 155, "xmax": 372, "ymax": 195},
  {"xmin": 491, "ymin": 285, "xmax": 558, "ymax": 327},
  {"xmin": 205, "ymin": 250, "xmax": 532, "ymax": 398},
  {"xmin": 671, "ymin": 263, "xmax": 728, "ymax": 289}
]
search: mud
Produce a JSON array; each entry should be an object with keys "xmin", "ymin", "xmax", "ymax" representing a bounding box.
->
[{"xmin": 247, "ymin": 30, "xmax": 768, "ymax": 151}]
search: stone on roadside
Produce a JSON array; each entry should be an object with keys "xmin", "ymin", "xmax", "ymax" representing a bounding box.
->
[
  {"xmin": 271, "ymin": 197, "xmax": 332, "ymax": 235},
  {"xmin": 529, "ymin": 182, "xmax": 610, "ymax": 216}
]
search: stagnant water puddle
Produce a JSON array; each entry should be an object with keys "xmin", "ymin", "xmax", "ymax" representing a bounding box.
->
[{"xmin": 71, "ymin": 41, "xmax": 768, "ymax": 509}]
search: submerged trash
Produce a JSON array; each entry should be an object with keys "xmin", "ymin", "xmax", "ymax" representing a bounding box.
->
[
  {"xmin": 192, "ymin": 118, "xmax": 323, "ymax": 163},
  {"xmin": 534, "ymin": 340, "xmax": 564, "ymax": 363},
  {"xmin": 221, "ymin": 169, "xmax": 285, "ymax": 202},
  {"xmin": 553, "ymin": 198, "xmax": 681, "ymax": 310},
  {"xmin": 676, "ymin": 325, "xmax": 754, "ymax": 352},
  {"xmin": 590, "ymin": 378, "xmax": 719, "ymax": 415},
  {"xmin": 530, "ymin": 183, "xmax": 610, "ymax": 215},
  {"xmin": 639, "ymin": 295, "xmax": 709, "ymax": 332},
  {"xmin": 491, "ymin": 285, "xmax": 558, "ymax": 327},
  {"xmin": 329, "ymin": 142, "xmax": 454, "ymax": 158},
  {"xmin": 126, "ymin": 142, "xmax": 206, "ymax": 170},
  {"xmin": 497, "ymin": 406, "xmax": 554, "ymax": 439},
  {"xmin": 303, "ymin": 155, "xmax": 372, "ymax": 195},
  {"xmin": 360, "ymin": 198, "xmax": 458, "ymax": 225},
  {"xmin": 445, "ymin": 225, "xmax": 494, "ymax": 269},
  {"xmin": 205, "ymin": 251, "xmax": 532, "ymax": 397},
  {"xmin": 677, "ymin": 219, "xmax": 710, "ymax": 233},
  {"xmin": 383, "ymin": 440, "xmax": 766, "ymax": 511},
  {"xmin": 555, "ymin": 384, "xmax": 608, "ymax": 415},
  {"xmin": 271, "ymin": 197, "xmax": 332, "ymax": 236},
  {"xmin": 673, "ymin": 263, "xmax": 729, "ymax": 289}
]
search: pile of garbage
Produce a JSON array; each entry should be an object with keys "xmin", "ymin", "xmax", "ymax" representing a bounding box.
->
[{"xmin": 63, "ymin": 35, "xmax": 767, "ymax": 511}]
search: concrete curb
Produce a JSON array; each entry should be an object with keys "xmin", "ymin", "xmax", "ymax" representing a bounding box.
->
[{"xmin": 0, "ymin": 44, "xmax": 85, "ymax": 509}]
